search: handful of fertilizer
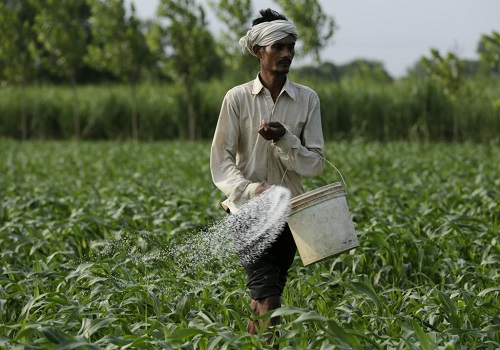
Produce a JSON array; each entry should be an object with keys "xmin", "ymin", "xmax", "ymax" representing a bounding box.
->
[{"xmin": 226, "ymin": 185, "xmax": 292, "ymax": 267}]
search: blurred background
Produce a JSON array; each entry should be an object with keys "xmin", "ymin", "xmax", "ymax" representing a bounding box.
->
[
  {"xmin": 1, "ymin": 0, "xmax": 499, "ymax": 143},
  {"xmin": 127, "ymin": 0, "xmax": 500, "ymax": 79}
]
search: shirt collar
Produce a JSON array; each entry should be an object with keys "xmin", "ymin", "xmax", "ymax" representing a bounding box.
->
[{"xmin": 251, "ymin": 73, "xmax": 298, "ymax": 101}]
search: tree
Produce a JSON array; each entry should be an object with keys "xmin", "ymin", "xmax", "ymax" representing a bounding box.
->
[
  {"xmin": 0, "ymin": 1, "xmax": 36, "ymax": 140},
  {"xmin": 421, "ymin": 49, "xmax": 465, "ymax": 141},
  {"xmin": 421, "ymin": 49, "xmax": 464, "ymax": 94},
  {"xmin": 30, "ymin": 0, "xmax": 89, "ymax": 139},
  {"xmin": 273, "ymin": 0, "xmax": 335, "ymax": 62},
  {"xmin": 406, "ymin": 58, "xmax": 480, "ymax": 80},
  {"xmin": 477, "ymin": 31, "xmax": 500, "ymax": 77},
  {"xmin": 292, "ymin": 61, "xmax": 341, "ymax": 81},
  {"xmin": 338, "ymin": 59, "xmax": 392, "ymax": 82},
  {"xmin": 86, "ymin": 0, "xmax": 152, "ymax": 140},
  {"xmin": 406, "ymin": 60, "xmax": 429, "ymax": 79},
  {"xmin": 207, "ymin": 0, "xmax": 256, "ymax": 79},
  {"xmin": 149, "ymin": 0, "xmax": 222, "ymax": 141},
  {"xmin": 462, "ymin": 59, "xmax": 481, "ymax": 79}
]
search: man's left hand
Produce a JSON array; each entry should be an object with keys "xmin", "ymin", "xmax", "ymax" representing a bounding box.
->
[{"xmin": 259, "ymin": 120, "xmax": 286, "ymax": 142}]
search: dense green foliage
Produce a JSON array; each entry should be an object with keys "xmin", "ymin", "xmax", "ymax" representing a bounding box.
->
[
  {"xmin": 1, "ymin": 140, "xmax": 499, "ymax": 348},
  {"xmin": 1, "ymin": 77, "xmax": 499, "ymax": 143}
]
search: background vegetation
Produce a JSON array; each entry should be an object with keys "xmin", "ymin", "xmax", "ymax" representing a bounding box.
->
[
  {"xmin": 1, "ymin": 77, "xmax": 499, "ymax": 143},
  {"xmin": 1, "ymin": 0, "xmax": 499, "ymax": 143}
]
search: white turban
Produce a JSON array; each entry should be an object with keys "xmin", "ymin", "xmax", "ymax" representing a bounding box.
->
[{"xmin": 239, "ymin": 20, "xmax": 298, "ymax": 57}]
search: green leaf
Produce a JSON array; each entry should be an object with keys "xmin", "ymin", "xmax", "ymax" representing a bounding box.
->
[
  {"xmin": 39, "ymin": 326, "xmax": 71, "ymax": 344},
  {"xmin": 435, "ymin": 290, "xmax": 460, "ymax": 328},
  {"xmin": 482, "ymin": 325, "xmax": 500, "ymax": 333},
  {"xmin": 168, "ymin": 327, "xmax": 212, "ymax": 341},
  {"xmin": 349, "ymin": 281, "xmax": 384, "ymax": 310},
  {"xmin": 79, "ymin": 317, "xmax": 118, "ymax": 338},
  {"xmin": 269, "ymin": 306, "xmax": 310, "ymax": 318},
  {"xmin": 292, "ymin": 311, "xmax": 328, "ymax": 323},
  {"xmin": 207, "ymin": 335, "xmax": 223, "ymax": 350},
  {"xmin": 478, "ymin": 287, "xmax": 500, "ymax": 297},
  {"xmin": 57, "ymin": 340, "xmax": 101, "ymax": 350},
  {"xmin": 410, "ymin": 320, "xmax": 435, "ymax": 350}
]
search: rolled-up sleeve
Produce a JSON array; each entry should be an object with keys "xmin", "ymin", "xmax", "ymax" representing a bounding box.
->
[{"xmin": 210, "ymin": 92, "xmax": 259, "ymax": 211}]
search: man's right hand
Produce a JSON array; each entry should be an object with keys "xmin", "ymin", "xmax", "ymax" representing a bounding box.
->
[
  {"xmin": 259, "ymin": 120, "xmax": 286, "ymax": 142},
  {"xmin": 255, "ymin": 181, "xmax": 272, "ymax": 195}
]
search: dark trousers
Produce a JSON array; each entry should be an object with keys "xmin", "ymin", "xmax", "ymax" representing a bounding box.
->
[{"xmin": 242, "ymin": 224, "xmax": 297, "ymax": 300}]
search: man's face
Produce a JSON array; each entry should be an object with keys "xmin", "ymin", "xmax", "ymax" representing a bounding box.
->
[{"xmin": 255, "ymin": 34, "xmax": 296, "ymax": 75}]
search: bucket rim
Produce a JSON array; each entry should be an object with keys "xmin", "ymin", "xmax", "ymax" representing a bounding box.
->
[
  {"xmin": 291, "ymin": 183, "xmax": 347, "ymax": 215},
  {"xmin": 291, "ymin": 190, "xmax": 347, "ymax": 215},
  {"xmin": 292, "ymin": 182, "xmax": 344, "ymax": 203}
]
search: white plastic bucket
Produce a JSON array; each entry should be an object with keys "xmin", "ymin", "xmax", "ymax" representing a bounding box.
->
[{"xmin": 288, "ymin": 182, "xmax": 359, "ymax": 266}]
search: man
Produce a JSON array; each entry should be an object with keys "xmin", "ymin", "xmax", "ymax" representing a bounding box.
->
[{"xmin": 210, "ymin": 8, "xmax": 325, "ymax": 334}]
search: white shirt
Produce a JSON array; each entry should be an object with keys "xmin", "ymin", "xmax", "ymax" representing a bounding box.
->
[{"xmin": 210, "ymin": 74, "xmax": 325, "ymax": 212}]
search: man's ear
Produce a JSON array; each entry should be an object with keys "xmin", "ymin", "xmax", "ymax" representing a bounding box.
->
[{"xmin": 252, "ymin": 45, "xmax": 262, "ymax": 57}]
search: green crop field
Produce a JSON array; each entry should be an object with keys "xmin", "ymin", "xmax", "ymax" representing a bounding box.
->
[{"xmin": 1, "ymin": 140, "xmax": 499, "ymax": 349}]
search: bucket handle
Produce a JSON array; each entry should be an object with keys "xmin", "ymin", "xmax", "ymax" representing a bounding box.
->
[
  {"xmin": 280, "ymin": 154, "xmax": 348, "ymax": 190},
  {"xmin": 321, "ymin": 156, "xmax": 348, "ymax": 190}
]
